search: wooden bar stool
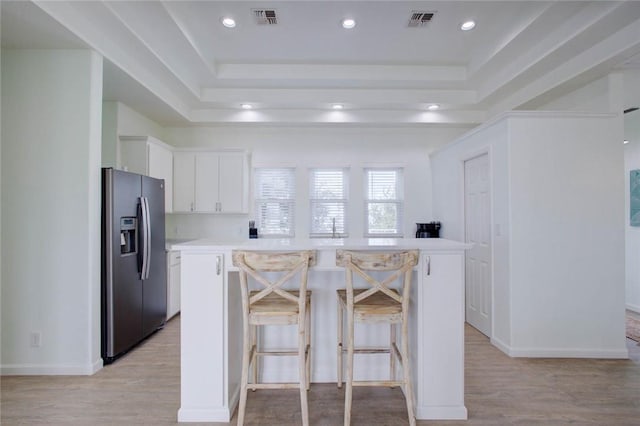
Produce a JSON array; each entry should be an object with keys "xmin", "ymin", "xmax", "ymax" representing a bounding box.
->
[
  {"xmin": 336, "ymin": 249, "xmax": 419, "ymax": 426},
  {"xmin": 232, "ymin": 250, "xmax": 315, "ymax": 426}
]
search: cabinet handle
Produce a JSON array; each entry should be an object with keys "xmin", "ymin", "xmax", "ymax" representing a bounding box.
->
[
  {"xmin": 216, "ymin": 256, "xmax": 221, "ymax": 276},
  {"xmin": 426, "ymin": 256, "xmax": 431, "ymax": 276}
]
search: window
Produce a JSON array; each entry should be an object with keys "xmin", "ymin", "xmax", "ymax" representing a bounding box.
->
[
  {"xmin": 309, "ymin": 168, "xmax": 348, "ymax": 237},
  {"xmin": 364, "ymin": 168, "xmax": 404, "ymax": 237},
  {"xmin": 254, "ymin": 168, "xmax": 295, "ymax": 237}
]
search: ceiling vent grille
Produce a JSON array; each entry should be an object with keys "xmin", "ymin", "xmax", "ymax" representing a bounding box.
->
[
  {"xmin": 252, "ymin": 9, "xmax": 277, "ymax": 25},
  {"xmin": 408, "ymin": 11, "xmax": 435, "ymax": 27}
]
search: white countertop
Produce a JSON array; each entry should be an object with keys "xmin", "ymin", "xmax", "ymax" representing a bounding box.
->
[
  {"xmin": 165, "ymin": 238, "xmax": 194, "ymax": 251},
  {"xmin": 169, "ymin": 237, "xmax": 471, "ymax": 252}
]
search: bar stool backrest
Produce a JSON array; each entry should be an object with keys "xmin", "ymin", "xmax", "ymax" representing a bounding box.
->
[
  {"xmin": 336, "ymin": 250, "xmax": 418, "ymax": 305},
  {"xmin": 232, "ymin": 250, "xmax": 316, "ymax": 310}
]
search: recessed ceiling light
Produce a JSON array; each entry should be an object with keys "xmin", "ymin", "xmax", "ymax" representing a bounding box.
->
[
  {"xmin": 427, "ymin": 104, "xmax": 440, "ymax": 111},
  {"xmin": 342, "ymin": 18, "xmax": 356, "ymax": 29},
  {"xmin": 332, "ymin": 104, "xmax": 344, "ymax": 110},
  {"xmin": 624, "ymin": 140, "xmax": 630, "ymax": 144},
  {"xmin": 241, "ymin": 103, "xmax": 252, "ymax": 110},
  {"xmin": 460, "ymin": 20, "xmax": 476, "ymax": 31},
  {"xmin": 222, "ymin": 17, "xmax": 236, "ymax": 28}
]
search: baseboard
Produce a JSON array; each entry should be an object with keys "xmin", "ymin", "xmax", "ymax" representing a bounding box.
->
[
  {"xmin": 228, "ymin": 384, "xmax": 240, "ymax": 421},
  {"xmin": 490, "ymin": 336, "xmax": 511, "ymax": 356},
  {"xmin": 1, "ymin": 358, "xmax": 103, "ymax": 375},
  {"xmin": 177, "ymin": 407, "xmax": 232, "ymax": 423},
  {"xmin": 626, "ymin": 303, "xmax": 640, "ymax": 314},
  {"xmin": 491, "ymin": 343, "xmax": 629, "ymax": 359},
  {"xmin": 415, "ymin": 405, "xmax": 468, "ymax": 420}
]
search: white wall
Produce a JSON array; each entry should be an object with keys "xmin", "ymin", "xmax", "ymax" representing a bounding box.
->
[
  {"xmin": 541, "ymin": 71, "xmax": 640, "ymax": 314},
  {"xmin": 101, "ymin": 101, "xmax": 166, "ymax": 168},
  {"xmin": 431, "ymin": 118, "xmax": 512, "ymax": 348},
  {"xmin": 117, "ymin": 102, "xmax": 165, "ymax": 141},
  {"xmin": 537, "ymin": 73, "xmax": 624, "ymax": 113},
  {"xmin": 431, "ymin": 111, "xmax": 627, "ymax": 358},
  {"xmin": 1, "ymin": 49, "xmax": 103, "ymax": 374},
  {"xmin": 625, "ymin": 110, "xmax": 640, "ymax": 313},
  {"xmin": 163, "ymin": 125, "xmax": 471, "ymax": 240},
  {"xmin": 101, "ymin": 101, "xmax": 118, "ymax": 168},
  {"xmin": 508, "ymin": 114, "xmax": 625, "ymax": 356}
]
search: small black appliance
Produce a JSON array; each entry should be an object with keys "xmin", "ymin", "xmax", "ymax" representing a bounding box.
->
[{"xmin": 416, "ymin": 222, "xmax": 441, "ymax": 238}]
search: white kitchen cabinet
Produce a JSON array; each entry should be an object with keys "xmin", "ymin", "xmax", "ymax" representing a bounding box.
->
[
  {"xmin": 119, "ymin": 135, "xmax": 174, "ymax": 213},
  {"xmin": 173, "ymin": 151, "xmax": 248, "ymax": 214},
  {"xmin": 167, "ymin": 250, "xmax": 181, "ymax": 319},
  {"xmin": 173, "ymin": 152, "xmax": 196, "ymax": 212}
]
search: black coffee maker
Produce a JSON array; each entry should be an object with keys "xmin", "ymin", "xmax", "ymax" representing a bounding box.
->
[{"xmin": 416, "ymin": 222, "xmax": 441, "ymax": 238}]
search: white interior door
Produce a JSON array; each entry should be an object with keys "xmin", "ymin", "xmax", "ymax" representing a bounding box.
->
[{"xmin": 464, "ymin": 153, "xmax": 492, "ymax": 336}]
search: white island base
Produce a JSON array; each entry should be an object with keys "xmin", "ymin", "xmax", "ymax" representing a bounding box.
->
[{"xmin": 174, "ymin": 238, "xmax": 470, "ymax": 422}]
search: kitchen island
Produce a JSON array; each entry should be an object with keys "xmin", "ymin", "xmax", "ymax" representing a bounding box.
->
[{"xmin": 173, "ymin": 238, "xmax": 471, "ymax": 422}]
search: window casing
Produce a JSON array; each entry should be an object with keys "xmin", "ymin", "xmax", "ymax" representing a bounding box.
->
[
  {"xmin": 364, "ymin": 168, "xmax": 404, "ymax": 237},
  {"xmin": 254, "ymin": 168, "xmax": 296, "ymax": 237},
  {"xmin": 309, "ymin": 168, "xmax": 349, "ymax": 237}
]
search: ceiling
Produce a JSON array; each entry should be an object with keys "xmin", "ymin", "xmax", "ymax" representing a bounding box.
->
[{"xmin": 2, "ymin": 0, "xmax": 640, "ymax": 127}]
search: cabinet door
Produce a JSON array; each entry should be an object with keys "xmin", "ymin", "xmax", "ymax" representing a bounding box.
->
[
  {"xmin": 167, "ymin": 252, "xmax": 181, "ymax": 319},
  {"xmin": 218, "ymin": 153, "xmax": 246, "ymax": 213},
  {"xmin": 148, "ymin": 142, "xmax": 174, "ymax": 213},
  {"xmin": 173, "ymin": 152, "xmax": 196, "ymax": 212},
  {"xmin": 195, "ymin": 153, "xmax": 220, "ymax": 212},
  {"xmin": 119, "ymin": 139, "xmax": 148, "ymax": 175}
]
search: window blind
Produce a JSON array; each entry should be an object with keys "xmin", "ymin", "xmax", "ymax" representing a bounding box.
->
[
  {"xmin": 309, "ymin": 168, "xmax": 348, "ymax": 237},
  {"xmin": 364, "ymin": 168, "xmax": 404, "ymax": 237},
  {"xmin": 254, "ymin": 168, "xmax": 295, "ymax": 237}
]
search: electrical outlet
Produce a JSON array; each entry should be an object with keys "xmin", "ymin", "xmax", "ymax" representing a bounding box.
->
[{"xmin": 30, "ymin": 332, "xmax": 42, "ymax": 348}]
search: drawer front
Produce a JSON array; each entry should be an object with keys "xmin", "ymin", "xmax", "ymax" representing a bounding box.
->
[{"xmin": 169, "ymin": 251, "xmax": 181, "ymax": 266}]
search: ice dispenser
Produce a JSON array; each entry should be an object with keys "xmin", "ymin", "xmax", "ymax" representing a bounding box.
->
[{"xmin": 120, "ymin": 217, "xmax": 137, "ymax": 254}]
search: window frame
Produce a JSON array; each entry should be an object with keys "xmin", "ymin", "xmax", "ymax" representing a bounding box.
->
[
  {"xmin": 363, "ymin": 167, "xmax": 404, "ymax": 238},
  {"xmin": 253, "ymin": 167, "xmax": 296, "ymax": 238},
  {"xmin": 308, "ymin": 167, "xmax": 349, "ymax": 238}
]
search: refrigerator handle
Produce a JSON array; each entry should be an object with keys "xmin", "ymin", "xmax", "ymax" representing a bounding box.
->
[
  {"xmin": 140, "ymin": 197, "xmax": 152, "ymax": 280},
  {"xmin": 145, "ymin": 197, "xmax": 152, "ymax": 279},
  {"xmin": 137, "ymin": 200, "xmax": 144, "ymax": 277}
]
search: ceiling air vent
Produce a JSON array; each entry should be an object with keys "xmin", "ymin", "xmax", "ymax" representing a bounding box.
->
[
  {"xmin": 408, "ymin": 11, "xmax": 435, "ymax": 27},
  {"xmin": 252, "ymin": 9, "xmax": 277, "ymax": 25}
]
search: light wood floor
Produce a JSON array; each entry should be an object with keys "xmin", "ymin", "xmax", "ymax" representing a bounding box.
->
[{"xmin": 2, "ymin": 316, "xmax": 639, "ymax": 425}]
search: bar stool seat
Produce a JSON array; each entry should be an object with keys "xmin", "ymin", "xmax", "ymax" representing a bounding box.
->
[
  {"xmin": 249, "ymin": 290, "xmax": 311, "ymax": 323},
  {"xmin": 337, "ymin": 289, "xmax": 402, "ymax": 319},
  {"xmin": 232, "ymin": 250, "xmax": 316, "ymax": 426},
  {"xmin": 336, "ymin": 249, "xmax": 419, "ymax": 426}
]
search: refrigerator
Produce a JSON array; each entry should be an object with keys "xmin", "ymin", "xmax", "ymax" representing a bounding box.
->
[{"xmin": 101, "ymin": 168, "xmax": 167, "ymax": 364}]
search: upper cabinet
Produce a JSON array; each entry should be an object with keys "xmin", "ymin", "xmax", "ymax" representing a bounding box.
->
[
  {"xmin": 173, "ymin": 150, "xmax": 249, "ymax": 214},
  {"xmin": 119, "ymin": 136, "xmax": 173, "ymax": 213},
  {"xmin": 173, "ymin": 152, "xmax": 196, "ymax": 213}
]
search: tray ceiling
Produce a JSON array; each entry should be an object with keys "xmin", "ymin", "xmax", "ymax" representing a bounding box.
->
[{"xmin": 2, "ymin": 1, "xmax": 640, "ymax": 126}]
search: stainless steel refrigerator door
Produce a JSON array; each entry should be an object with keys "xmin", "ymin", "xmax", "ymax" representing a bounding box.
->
[
  {"xmin": 102, "ymin": 168, "xmax": 144, "ymax": 359},
  {"xmin": 141, "ymin": 175, "xmax": 167, "ymax": 337}
]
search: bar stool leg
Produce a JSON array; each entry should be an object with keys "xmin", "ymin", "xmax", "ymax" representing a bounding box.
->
[
  {"xmin": 298, "ymin": 317, "xmax": 310, "ymax": 426},
  {"xmin": 401, "ymin": 317, "xmax": 416, "ymax": 426},
  {"xmin": 344, "ymin": 306, "xmax": 354, "ymax": 426},
  {"xmin": 337, "ymin": 294, "xmax": 343, "ymax": 388},
  {"xmin": 237, "ymin": 321, "xmax": 251, "ymax": 426},
  {"xmin": 390, "ymin": 323, "xmax": 396, "ymax": 384},
  {"xmin": 305, "ymin": 300, "xmax": 311, "ymax": 391},
  {"xmin": 251, "ymin": 324, "xmax": 258, "ymax": 390}
]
